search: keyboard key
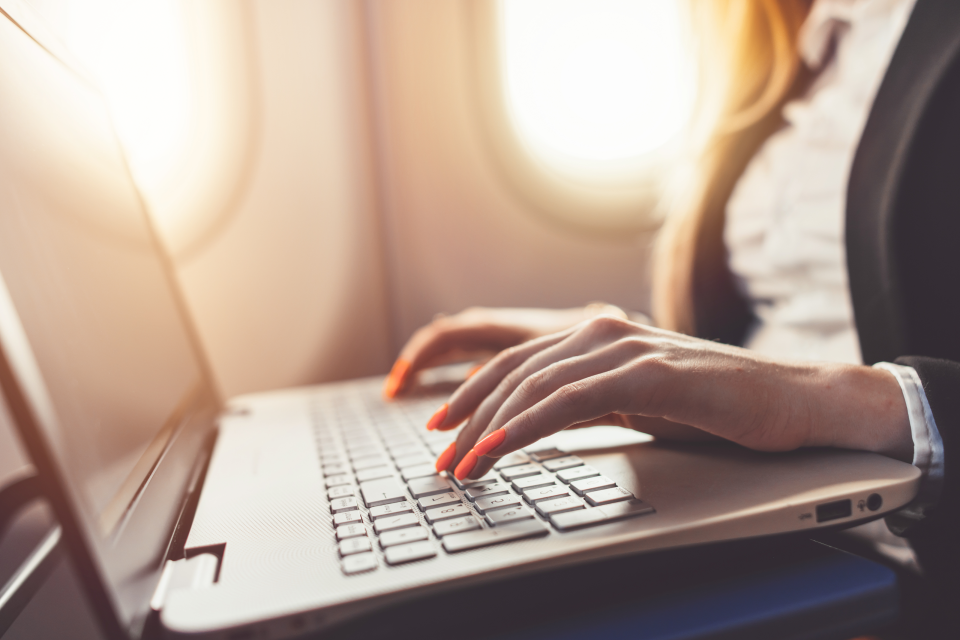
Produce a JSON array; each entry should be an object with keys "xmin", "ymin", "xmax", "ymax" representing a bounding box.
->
[
  {"xmin": 330, "ymin": 497, "xmax": 359, "ymax": 513},
  {"xmin": 442, "ymin": 519, "xmax": 548, "ymax": 553},
  {"xmin": 528, "ymin": 448, "xmax": 566, "ymax": 462},
  {"xmin": 320, "ymin": 454, "xmax": 343, "ymax": 466},
  {"xmin": 379, "ymin": 526, "xmax": 430, "ymax": 548},
  {"xmin": 557, "ymin": 465, "xmax": 599, "ymax": 483},
  {"xmin": 535, "ymin": 496, "xmax": 585, "ymax": 517},
  {"xmin": 417, "ymin": 492, "xmax": 461, "ymax": 511},
  {"xmin": 333, "ymin": 511, "xmax": 362, "ymax": 526},
  {"xmin": 424, "ymin": 504, "xmax": 471, "ymax": 523},
  {"xmin": 323, "ymin": 463, "xmax": 350, "ymax": 476},
  {"xmin": 345, "ymin": 436, "xmax": 378, "ymax": 450},
  {"xmin": 394, "ymin": 454, "xmax": 432, "ymax": 469},
  {"xmin": 401, "ymin": 464, "xmax": 439, "ymax": 481},
  {"xmin": 328, "ymin": 485, "xmax": 356, "ymax": 500},
  {"xmin": 475, "ymin": 494, "xmax": 522, "ymax": 514},
  {"xmin": 550, "ymin": 499, "xmax": 655, "ymax": 531},
  {"xmin": 387, "ymin": 444, "xmax": 424, "ymax": 459},
  {"xmin": 433, "ymin": 516, "xmax": 481, "ymax": 537},
  {"xmin": 521, "ymin": 485, "xmax": 570, "ymax": 503},
  {"xmin": 407, "ymin": 476, "xmax": 453, "ymax": 498},
  {"xmin": 384, "ymin": 540, "xmax": 436, "ymax": 565},
  {"xmin": 499, "ymin": 464, "xmax": 541, "ymax": 480},
  {"xmin": 374, "ymin": 513, "xmax": 421, "ymax": 534},
  {"xmin": 585, "ymin": 486, "xmax": 634, "ymax": 506},
  {"xmin": 336, "ymin": 524, "xmax": 368, "ymax": 540},
  {"xmin": 356, "ymin": 466, "xmax": 394, "ymax": 482},
  {"xmin": 494, "ymin": 451, "xmax": 531, "ymax": 469},
  {"xmin": 485, "ymin": 506, "xmax": 534, "ymax": 526},
  {"xmin": 451, "ymin": 471, "xmax": 499, "ymax": 490},
  {"xmin": 342, "ymin": 552, "xmax": 377, "ymax": 575},
  {"xmin": 348, "ymin": 447, "xmax": 383, "ymax": 461},
  {"xmin": 511, "ymin": 474, "xmax": 555, "ymax": 491},
  {"xmin": 344, "ymin": 436, "xmax": 378, "ymax": 449},
  {"xmin": 542, "ymin": 456, "xmax": 584, "ymax": 472},
  {"xmin": 360, "ymin": 481, "xmax": 407, "ymax": 507},
  {"xmin": 325, "ymin": 474, "xmax": 353, "ymax": 488},
  {"xmin": 570, "ymin": 475, "xmax": 616, "ymax": 496},
  {"xmin": 352, "ymin": 455, "xmax": 391, "ymax": 471},
  {"xmin": 369, "ymin": 501, "xmax": 414, "ymax": 520},
  {"xmin": 339, "ymin": 537, "xmax": 372, "ymax": 556},
  {"xmin": 465, "ymin": 483, "xmax": 510, "ymax": 502}
]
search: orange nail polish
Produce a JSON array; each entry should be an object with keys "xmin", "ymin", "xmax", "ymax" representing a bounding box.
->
[
  {"xmin": 435, "ymin": 442, "xmax": 457, "ymax": 472},
  {"xmin": 426, "ymin": 404, "xmax": 448, "ymax": 431},
  {"xmin": 467, "ymin": 363, "xmax": 483, "ymax": 379},
  {"xmin": 473, "ymin": 428, "xmax": 506, "ymax": 457},
  {"xmin": 454, "ymin": 450, "xmax": 478, "ymax": 480},
  {"xmin": 383, "ymin": 359, "xmax": 410, "ymax": 399}
]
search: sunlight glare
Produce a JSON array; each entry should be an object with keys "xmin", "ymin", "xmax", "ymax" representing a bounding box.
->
[
  {"xmin": 39, "ymin": 0, "xmax": 193, "ymax": 213},
  {"xmin": 499, "ymin": 0, "xmax": 695, "ymax": 170}
]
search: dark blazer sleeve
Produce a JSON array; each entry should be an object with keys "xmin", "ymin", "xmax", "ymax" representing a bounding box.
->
[
  {"xmin": 892, "ymin": 357, "xmax": 960, "ymax": 593},
  {"xmin": 846, "ymin": 0, "xmax": 960, "ymax": 572}
]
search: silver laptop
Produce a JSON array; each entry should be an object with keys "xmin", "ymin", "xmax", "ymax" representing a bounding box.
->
[{"xmin": 0, "ymin": 7, "xmax": 920, "ymax": 640}]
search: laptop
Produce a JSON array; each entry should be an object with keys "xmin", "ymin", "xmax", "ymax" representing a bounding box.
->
[{"xmin": 0, "ymin": 6, "xmax": 920, "ymax": 640}]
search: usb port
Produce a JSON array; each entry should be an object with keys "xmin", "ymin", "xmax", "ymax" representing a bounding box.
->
[{"xmin": 816, "ymin": 500, "xmax": 852, "ymax": 523}]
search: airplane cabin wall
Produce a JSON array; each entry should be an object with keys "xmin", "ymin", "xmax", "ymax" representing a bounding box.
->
[
  {"xmin": 173, "ymin": 0, "xmax": 394, "ymax": 398},
  {"xmin": 178, "ymin": 0, "xmax": 657, "ymax": 398}
]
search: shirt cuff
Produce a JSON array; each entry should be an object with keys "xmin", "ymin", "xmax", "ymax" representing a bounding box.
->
[{"xmin": 873, "ymin": 362, "xmax": 945, "ymax": 531}]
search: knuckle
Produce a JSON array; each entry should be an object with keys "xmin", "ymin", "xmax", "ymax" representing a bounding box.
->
[
  {"xmin": 553, "ymin": 381, "xmax": 585, "ymax": 410},
  {"xmin": 632, "ymin": 354, "xmax": 677, "ymax": 380},
  {"xmin": 498, "ymin": 366, "xmax": 527, "ymax": 394},
  {"xmin": 583, "ymin": 314, "xmax": 630, "ymax": 338},
  {"xmin": 617, "ymin": 336, "xmax": 652, "ymax": 356},
  {"xmin": 515, "ymin": 368, "xmax": 549, "ymax": 401}
]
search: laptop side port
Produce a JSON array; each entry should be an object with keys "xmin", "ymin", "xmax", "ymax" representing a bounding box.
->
[{"xmin": 816, "ymin": 499, "xmax": 852, "ymax": 523}]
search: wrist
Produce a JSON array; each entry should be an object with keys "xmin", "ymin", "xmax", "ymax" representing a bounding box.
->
[{"xmin": 807, "ymin": 364, "xmax": 913, "ymax": 462}]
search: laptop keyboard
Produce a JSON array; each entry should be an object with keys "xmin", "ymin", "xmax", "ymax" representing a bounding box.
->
[{"xmin": 313, "ymin": 389, "xmax": 655, "ymax": 576}]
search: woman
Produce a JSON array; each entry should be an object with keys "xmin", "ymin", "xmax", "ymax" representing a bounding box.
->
[{"xmin": 388, "ymin": 0, "xmax": 957, "ymax": 627}]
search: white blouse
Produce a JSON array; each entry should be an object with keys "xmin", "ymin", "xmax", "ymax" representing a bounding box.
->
[{"xmin": 724, "ymin": 0, "xmax": 942, "ymax": 527}]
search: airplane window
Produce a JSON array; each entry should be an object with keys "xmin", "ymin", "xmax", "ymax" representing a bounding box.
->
[
  {"xmin": 499, "ymin": 0, "xmax": 695, "ymax": 174},
  {"xmin": 473, "ymin": 0, "xmax": 697, "ymax": 232}
]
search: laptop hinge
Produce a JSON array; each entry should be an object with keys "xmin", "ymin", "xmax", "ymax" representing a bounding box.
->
[{"xmin": 149, "ymin": 553, "xmax": 218, "ymax": 611}]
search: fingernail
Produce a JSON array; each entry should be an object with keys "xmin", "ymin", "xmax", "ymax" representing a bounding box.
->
[
  {"xmin": 466, "ymin": 363, "xmax": 483, "ymax": 379},
  {"xmin": 454, "ymin": 450, "xmax": 478, "ymax": 480},
  {"xmin": 473, "ymin": 428, "xmax": 506, "ymax": 457},
  {"xmin": 383, "ymin": 359, "xmax": 410, "ymax": 399},
  {"xmin": 435, "ymin": 442, "xmax": 457, "ymax": 472},
  {"xmin": 426, "ymin": 404, "xmax": 448, "ymax": 431}
]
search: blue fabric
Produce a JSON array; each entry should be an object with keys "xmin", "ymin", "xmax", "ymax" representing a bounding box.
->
[{"xmin": 493, "ymin": 552, "xmax": 896, "ymax": 640}]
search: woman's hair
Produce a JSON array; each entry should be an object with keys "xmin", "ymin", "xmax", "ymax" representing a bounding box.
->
[{"xmin": 651, "ymin": 0, "xmax": 812, "ymax": 335}]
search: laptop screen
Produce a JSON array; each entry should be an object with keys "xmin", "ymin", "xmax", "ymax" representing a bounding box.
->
[{"xmin": 0, "ymin": 9, "xmax": 220, "ymax": 633}]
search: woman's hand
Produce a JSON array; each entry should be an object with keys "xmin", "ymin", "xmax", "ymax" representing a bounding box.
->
[
  {"xmin": 383, "ymin": 304, "xmax": 632, "ymax": 398},
  {"xmin": 427, "ymin": 315, "xmax": 914, "ymax": 480}
]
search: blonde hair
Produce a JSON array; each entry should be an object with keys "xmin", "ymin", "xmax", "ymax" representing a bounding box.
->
[{"xmin": 652, "ymin": 0, "xmax": 811, "ymax": 336}]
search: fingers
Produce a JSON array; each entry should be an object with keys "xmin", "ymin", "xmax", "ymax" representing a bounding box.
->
[
  {"xmin": 434, "ymin": 318, "xmax": 639, "ymax": 478},
  {"xmin": 429, "ymin": 327, "xmax": 579, "ymax": 432},
  {"xmin": 447, "ymin": 324, "xmax": 633, "ymax": 463},
  {"xmin": 456, "ymin": 371, "xmax": 630, "ymax": 479},
  {"xmin": 458, "ymin": 349, "xmax": 635, "ymax": 479},
  {"xmin": 383, "ymin": 323, "xmax": 525, "ymax": 399}
]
